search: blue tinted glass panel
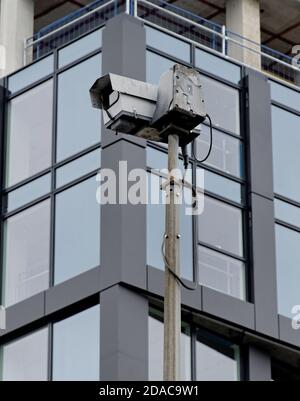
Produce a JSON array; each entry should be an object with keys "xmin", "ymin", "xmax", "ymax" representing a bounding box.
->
[
  {"xmin": 54, "ymin": 176, "xmax": 100, "ymax": 284},
  {"xmin": 196, "ymin": 328, "xmax": 240, "ymax": 381},
  {"xmin": 7, "ymin": 173, "xmax": 51, "ymax": 212},
  {"xmin": 56, "ymin": 148, "xmax": 101, "ymax": 188},
  {"xmin": 147, "ymin": 174, "xmax": 193, "ymax": 280},
  {"xmin": 146, "ymin": 26, "xmax": 190, "ymax": 62},
  {"xmin": 53, "ymin": 305, "xmax": 100, "ymax": 381},
  {"xmin": 57, "ymin": 54, "xmax": 101, "ymax": 161},
  {"xmin": 146, "ymin": 52, "xmax": 176, "ymax": 84},
  {"xmin": 148, "ymin": 310, "xmax": 191, "ymax": 381},
  {"xmin": 1, "ymin": 328, "xmax": 48, "ymax": 381},
  {"xmin": 198, "ymin": 245, "xmax": 245, "ymax": 300},
  {"xmin": 201, "ymin": 75, "xmax": 240, "ymax": 135},
  {"xmin": 195, "ymin": 124, "xmax": 243, "ymax": 178},
  {"xmin": 8, "ymin": 55, "xmax": 54, "ymax": 93},
  {"xmin": 204, "ymin": 169, "xmax": 242, "ymax": 203},
  {"xmin": 275, "ymin": 224, "xmax": 300, "ymax": 318},
  {"xmin": 274, "ymin": 199, "xmax": 300, "ymax": 228},
  {"xmin": 3, "ymin": 200, "xmax": 50, "ymax": 307},
  {"xmin": 196, "ymin": 48, "xmax": 241, "ymax": 84},
  {"xmin": 272, "ymin": 106, "xmax": 300, "ymax": 202},
  {"xmin": 6, "ymin": 80, "xmax": 53, "ymax": 187},
  {"xmin": 59, "ymin": 29, "xmax": 103, "ymax": 68},
  {"xmin": 270, "ymin": 81, "xmax": 300, "ymax": 111},
  {"xmin": 198, "ymin": 196, "xmax": 243, "ymax": 257}
]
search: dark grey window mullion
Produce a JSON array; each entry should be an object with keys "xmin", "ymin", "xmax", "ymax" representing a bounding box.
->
[
  {"xmin": 0, "ymin": 80, "xmax": 8, "ymax": 305},
  {"xmin": 49, "ymin": 49, "xmax": 59, "ymax": 288},
  {"xmin": 48, "ymin": 323, "xmax": 53, "ymax": 381},
  {"xmin": 190, "ymin": 324, "xmax": 197, "ymax": 381}
]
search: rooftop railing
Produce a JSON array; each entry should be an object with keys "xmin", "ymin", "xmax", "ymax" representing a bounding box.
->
[{"xmin": 24, "ymin": 0, "xmax": 300, "ymax": 86}]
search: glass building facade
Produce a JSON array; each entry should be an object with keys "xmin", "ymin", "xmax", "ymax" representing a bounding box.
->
[{"xmin": 0, "ymin": 11, "xmax": 299, "ymax": 382}]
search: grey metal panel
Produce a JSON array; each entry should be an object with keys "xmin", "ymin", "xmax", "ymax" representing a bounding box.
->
[
  {"xmin": 101, "ymin": 133, "xmax": 146, "ymax": 151},
  {"xmin": 45, "ymin": 266, "xmax": 101, "ymax": 315},
  {"xmin": 100, "ymin": 138, "xmax": 147, "ymax": 290},
  {"xmin": 244, "ymin": 68, "xmax": 274, "ymax": 200},
  {"xmin": 202, "ymin": 286, "xmax": 255, "ymax": 329},
  {"xmin": 103, "ymin": 14, "xmax": 146, "ymax": 81},
  {"xmin": 100, "ymin": 285, "xmax": 148, "ymax": 380},
  {"xmin": 248, "ymin": 345, "xmax": 272, "ymax": 381},
  {"xmin": 101, "ymin": 13, "xmax": 146, "ymax": 149},
  {"xmin": 147, "ymin": 266, "xmax": 202, "ymax": 311},
  {"xmin": 251, "ymin": 193, "xmax": 279, "ymax": 338},
  {"xmin": 279, "ymin": 315, "xmax": 300, "ymax": 348},
  {"xmin": 1, "ymin": 292, "xmax": 45, "ymax": 336}
]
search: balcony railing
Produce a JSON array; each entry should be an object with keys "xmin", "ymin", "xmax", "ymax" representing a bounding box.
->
[{"xmin": 24, "ymin": 0, "xmax": 300, "ymax": 86}]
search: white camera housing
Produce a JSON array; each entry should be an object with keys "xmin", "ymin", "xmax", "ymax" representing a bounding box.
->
[
  {"xmin": 90, "ymin": 64, "xmax": 206, "ymax": 146},
  {"xmin": 90, "ymin": 73, "xmax": 158, "ymax": 134}
]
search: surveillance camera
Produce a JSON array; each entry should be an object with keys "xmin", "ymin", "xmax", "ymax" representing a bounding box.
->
[
  {"xmin": 90, "ymin": 73, "xmax": 158, "ymax": 134},
  {"xmin": 90, "ymin": 64, "xmax": 206, "ymax": 146}
]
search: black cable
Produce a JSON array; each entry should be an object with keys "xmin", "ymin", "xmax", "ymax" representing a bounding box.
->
[
  {"xmin": 192, "ymin": 113, "xmax": 213, "ymax": 164},
  {"xmin": 102, "ymin": 91, "xmax": 120, "ymax": 122},
  {"xmin": 161, "ymin": 235, "xmax": 198, "ymax": 291}
]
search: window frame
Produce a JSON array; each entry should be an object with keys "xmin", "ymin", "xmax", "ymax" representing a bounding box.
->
[
  {"xmin": 1, "ymin": 40, "xmax": 103, "ymax": 306},
  {"xmin": 145, "ymin": 45, "xmax": 249, "ymax": 301}
]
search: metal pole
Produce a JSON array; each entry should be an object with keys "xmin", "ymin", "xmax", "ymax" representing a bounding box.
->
[{"xmin": 164, "ymin": 133, "xmax": 181, "ymax": 381}]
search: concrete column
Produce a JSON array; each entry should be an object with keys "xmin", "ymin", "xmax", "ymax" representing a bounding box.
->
[
  {"xmin": 226, "ymin": 0, "xmax": 261, "ymax": 69},
  {"xmin": 99, "ymin": 14, "xmax": 148, "ymax": 380},
  {"xmin": 100, "ymin": 285, "xmax": 149, "ymax": 380},
  {"xmin": 0, "ymin": 0, "xmax": 34, "ymax": 77},
  {"xmin": 248, "ymin": 346, "xmax": 272, "ymax": 381},
  {"xmin": 243, "ymin": 68, "xmax": 279, "ymax": 339}
]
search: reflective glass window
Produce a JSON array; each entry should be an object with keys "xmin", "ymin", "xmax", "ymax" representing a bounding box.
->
[
  {"xmin": 57, "ymin": 54, "xmax": 101, "ymax": 161},
  {"xmin": 198, "ymin": 196, "xmax": 243, "ymax": 257},
  {"xmin": 274, "ymin": 199, "xmax": 300, "ymax": 228},
  {"xmin": 147, "ymin": 174, "xmax": 193, "ymax": 280},
  {"xmin": 272, "ymin": 106, "xmax": 300, "ymax": 203},
  {"xmin": 195, "ymin": 125, "xmax": 243, "ymax": 178},
  {"xmin": 196, "ymin": 328, "xmax": 240, "ymax": 381},
  {"xmin": 0, "ymin": 328, "xmax": 48, "ymax": 381},
  {"xmin": 201, "ymin": 75, "xmax": 240, "ymax": 135},
  {"xmin": 146, "ymin": 52, "xmax": 176, "ymax": 84},
  {"xmin": 6, "ymin": 173, "xmax": 51, "ymax": 213},
  {"xmin": 56, "ymin": 148, "xmax": 101, "ymax": 188},
  {"xmin": 52, "ymin": 305, "xmax": 100, "ymax": 381},
  {"xmin": 8, "ymin": 55, "xmax": 54, "ymax": 93},
  {"xmin": 198, "ymin": 245, "xmax": 245, "ymax": 300},
  {"xmin": 275, "ymin": 224, "xmax": 300, "ymax": 318},
  {"xmin": 196, "ymin": 48, "xmax": 241, "ymax": 84},
  {"xmin": 148, "ymin": 309, "xmax": 191, "ymax": 381},
  {"xmin": 54, "ymin": 176, "xmax": 100, "ymax": 284},
  {"xmin": 6, "ymin": 80, "xmax": 53, "ymax": 187},
  {"xmin": 270, "ymin": 81, "xmax": 300, "ymax": 111},
  {"xmin": 146, "ymin": 26, "xmax": 190, "ymax": 62},
  {"xmin": 2, "ymin": 200, "xmax": 51, "ymax": 306},
  {"xmin": 59, "ymin": 29, "xmax": 103, "ymax": 68}
]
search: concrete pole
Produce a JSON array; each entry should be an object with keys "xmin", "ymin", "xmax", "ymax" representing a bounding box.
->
[
  {"xmin": 0, "ymin": 0, "xmax": 34, "ymax": 78},
  {"xmin": 164, "ymin": 133, "xmax": 181, "ymax": 381},
  {"xmin": 226, "ymin": 0, "xmax": 261, "ymax": 69}
]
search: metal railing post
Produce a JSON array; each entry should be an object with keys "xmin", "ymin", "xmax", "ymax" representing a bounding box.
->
[
  {"xmin": 134, "ymin": 0, "xmax": 138, "ymax": 17},
  {"xmin": 222, "ymin": 25, "xmax": 226, "ymax": 56},
  {"xmin": 126, "ymin": 0, "xmax": 130, "ymax": 14}
]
